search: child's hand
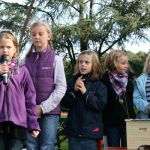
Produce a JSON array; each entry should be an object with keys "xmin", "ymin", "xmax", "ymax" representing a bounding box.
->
[
  {"xmin": 0, "ymin": 64, "xmax": 9, "ymax": 75},
  {"xmin": 36, "ymin": 105, "xmax": 43, "ymax": 117},
  {"xmin": 31, "ymin": 130, "xmax": 39, "ymax": 138},
  {"xmin": 74, "ymin": 76, "xmax": 83, "ymax": 91},
  {"xmin": 74, "ymin": 76, "xmax": 86, "ymax": 94}
]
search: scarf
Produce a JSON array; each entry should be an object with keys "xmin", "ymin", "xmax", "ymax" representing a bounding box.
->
[{"xmin": 108, "ymin": 70, "xmax": 128, "ymax": 96}]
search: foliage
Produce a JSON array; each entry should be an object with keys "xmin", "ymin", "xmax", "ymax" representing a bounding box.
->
[
  {"xmin": 0, "ymin": 0, "xmax": 36, "ymax": 50},
  {"xmin": 0, "ymin": 0, "xmax": 150, "ymax": 74},
  {"xmin": 128, "ymin": 51, "xmax": 147, "ymax": 77},
  {"xmin": 56, "ymin": 136, "xmax": 68, "ymax": 150}
]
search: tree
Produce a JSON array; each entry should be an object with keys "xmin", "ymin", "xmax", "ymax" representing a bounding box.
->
[
  {"xmin": 19, "ymin": 0, "xmax": 35, "ymax": 46},
  {"xmin": 0, "ymin": 0, "xmax": 35, "ymax": 49},
  {"xmin": 128, "ymin": 50, "xmax": 147, "ymax": 77},
  {"xmin": 0, "ymin": 0, "xmax": 150, "ymax": 74}
]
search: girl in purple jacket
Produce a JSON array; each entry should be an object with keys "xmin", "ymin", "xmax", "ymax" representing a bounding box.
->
[{"xmin": 0, "ymin": 30, "xmax": 40, "ymax": 150}]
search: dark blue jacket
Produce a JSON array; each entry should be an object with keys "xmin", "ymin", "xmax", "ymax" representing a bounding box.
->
[{"xmin": 61, "ymin": 74, "xmax": 107, "ymax": 139}]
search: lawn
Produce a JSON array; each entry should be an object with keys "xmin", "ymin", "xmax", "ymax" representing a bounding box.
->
[
  {"xmin": 56, "ymin": 112, "xmax": 68, "ymax": 150},
  {"xmin": 56, "ymin": 136, "xmax": 68, "ymax": 150}
]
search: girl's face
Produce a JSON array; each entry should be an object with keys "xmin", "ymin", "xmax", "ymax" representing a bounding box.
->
[
  {"xmin": 115, "ymin": 55, "xmax": 128, "ymax": 74},
  {"xmin": 78, "ymin": 54, "xmax": 92, "ymax": 75},
  {"xmin": 30, "ymin": 25, "xmax": 51, "ymax": 52},
  {"xmin": 0, "ymin": 38, "xmax": 16, "ymax": 61}
]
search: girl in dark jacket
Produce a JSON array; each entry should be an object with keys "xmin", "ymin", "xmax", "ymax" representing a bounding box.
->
[
  {"xmin": 61, "ymin": 50, "xmax": 107, "ymax": 150},
  {"xmin": 102, "ymin": 50, "xmax": 135, "ymax": 147}
]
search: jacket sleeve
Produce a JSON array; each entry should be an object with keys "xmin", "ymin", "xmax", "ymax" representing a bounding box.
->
[
  {"xmin": 24, "ymin": 67, "xmax": 40, "ymax": 131},
  {"xmin": 61, "ymin": 79, "xmax": 77, "ymax": 109},
  {"xmin": 83, "ymin": 81, "xmax": 107, "ymax": 112},
  {"xmin": 133, "ymin": 80, "xmax": 149, "ymax": 113}
]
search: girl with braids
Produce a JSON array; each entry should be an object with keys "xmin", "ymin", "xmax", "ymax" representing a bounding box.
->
[
  {"xmin": 0, "ymin": 30, "xmax": 40, "ymax": 150},
  {"xmin": 25, "ymin": 21, "xmax": 66, "ymax": 150}
]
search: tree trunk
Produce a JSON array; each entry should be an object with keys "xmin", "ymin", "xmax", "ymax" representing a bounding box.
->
[{"xmin": 19, "ymin": 0, "xmax": 35, "ymax": 48}]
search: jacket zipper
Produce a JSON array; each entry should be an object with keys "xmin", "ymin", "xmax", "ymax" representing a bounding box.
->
[
  {"xmin": 4, "ymin": 84, "xmax": 10, "ymax": 121},
  {"xmin": 70, "ymin": 92, "xmax": 76, "ymax": 100},
  {"xmin": 35, "ymin": 53, "xmax": 39, "ymax": 92}
]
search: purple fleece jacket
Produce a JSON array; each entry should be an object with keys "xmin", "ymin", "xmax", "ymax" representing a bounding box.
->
[{"xmin": 0, "ymin": 65, "xmax": 40, "ymax": 131}]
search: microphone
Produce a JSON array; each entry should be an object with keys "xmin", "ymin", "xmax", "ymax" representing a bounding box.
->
[{"xmin": 1, "ymin": 55, "xmax": 8, "ymax": 85}]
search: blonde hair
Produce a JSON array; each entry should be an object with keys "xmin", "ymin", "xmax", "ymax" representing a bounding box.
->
[
  {"xmin": 74, "ymin": 50, "xmax": 102, "ymax": 80},
  {"xmin": 143, "ymin": 53, "xmax": 150, "ymax": 73},
  {"xmin": 30, "ymin": 21, "xmax": 53, "ymax": 48},
  {"xmin": 0, "ymin": 30, "xmax": 19, "ymax": 58},
  {"xmin": 104, "ymin": 50, "xmax": 128, "ymax": 71}
]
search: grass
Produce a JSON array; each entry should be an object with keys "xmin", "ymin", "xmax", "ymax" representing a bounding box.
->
[
  {"xmin": 57, "ymin": 114, "xmax": 68, "ymax": 150},
  {"xmin": 56, "ymin": 136, "xmax": 68, "ymax": 150}
]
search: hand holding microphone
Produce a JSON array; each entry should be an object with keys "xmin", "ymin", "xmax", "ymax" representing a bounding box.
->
[{"xmin": 0, "ymin": 55, "xmax": 9, "ymax": 85}]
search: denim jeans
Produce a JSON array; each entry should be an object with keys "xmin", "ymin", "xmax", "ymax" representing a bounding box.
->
[
  {"xmin": 105, "ymin": 125, "xmax": 127, "ymax": 147},
  {"xmin": 27, "ymin": 115, "xmax": 59, "ymax": 150},
  {"xmin": 0, "ymin": 133, "xmax": 24, "ymax": 150},
  {"xmin": 68, "ymin": 137, "xmax": 97, "ymax": 150}
]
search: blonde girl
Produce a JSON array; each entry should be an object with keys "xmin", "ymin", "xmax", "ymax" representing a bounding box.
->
[
  {"xmin": 102, "ymin": 50, "xmax": 135, "ymax": 147},
  {"xmin": 25, "ymin": 21, "xmax": 66, "ymax": 150},
  {"xmin": 0, "ymin": 30, "xmax": 39, "ymax": 150},
  {"xmin": 61, "ymin": 50, "xmax": 107, "ymax": 150}
]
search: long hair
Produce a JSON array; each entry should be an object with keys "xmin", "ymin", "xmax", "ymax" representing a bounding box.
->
[
  {"xmin": 74, "ymin": 50, "xmax": 102, "ymax": 80},
  {"xmin": 0, "ymin": 30, "xmax": 19, "ymax": 58}
]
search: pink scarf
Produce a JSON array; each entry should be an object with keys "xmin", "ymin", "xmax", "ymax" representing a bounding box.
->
[{"xmin": 108, "ymin": 70, "xmax": 128, "ymax": 96}]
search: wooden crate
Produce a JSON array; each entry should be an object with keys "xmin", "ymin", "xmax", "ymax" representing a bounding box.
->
[
  {"xmin": 125, "ymin": 119, "xmax": 150, "ymax": 150},
  {"xmin": 106, "ymin": 148, "xmax": 127, "ymax": 150}
]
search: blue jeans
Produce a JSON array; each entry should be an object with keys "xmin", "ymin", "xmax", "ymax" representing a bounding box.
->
[
  {"xmin": 68, "ymin": 137, "xmax": 97, "ymax": 150},
  {"xmin": 0, "ymin": 133, "xmax": 24, "ymax": 150},
  {"xmin": 27, "ymin": 115, "xmax": 59, "ymax": 150},
  {"xmin": 105, "ymin": 126, "xmax": 127, "ymax": 147}
]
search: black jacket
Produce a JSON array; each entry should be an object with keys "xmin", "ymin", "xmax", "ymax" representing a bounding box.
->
[
  {"xmin": 102, "ymin": 71, "xmax": 135, "ymax": 127},
  {"xmin": 61, "ymin": 75, "xmax": 107, "ymax": 139}
]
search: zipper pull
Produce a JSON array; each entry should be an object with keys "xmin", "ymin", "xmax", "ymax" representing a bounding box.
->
[{"xmin": 35, "ymin": 53, "xmax": 39, "ymax": 61}]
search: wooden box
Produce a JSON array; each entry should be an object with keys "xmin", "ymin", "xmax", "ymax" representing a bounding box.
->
[
  {"xmin": 106, "ymin": 148, "xmax": 127, "ymax": 150},
  {"xmin": 125, "ymin": 119, "xmax": 150, "ymax": 150}
]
